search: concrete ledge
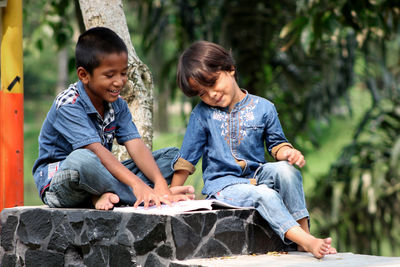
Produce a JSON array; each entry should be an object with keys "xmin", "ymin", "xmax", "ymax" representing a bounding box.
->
[
  {"xmin": 172, "ymin": 251, "xmax": 400, "ymax": 266},
  {"xmin": 0, "ymin": 206, "xmax": 294, "ymax": 266}
]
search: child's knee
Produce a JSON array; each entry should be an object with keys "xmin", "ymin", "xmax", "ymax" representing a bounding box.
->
[
  {"xmin": 255, "ymin": 185, "xmax": 280, "ymax": 202},
  {"xmin": 258, "ymin": 161, "xmax": 303, "ymax": 185},
  {"xmin": 279, "ymin": 161, "xmax": 301, "ymax": 176},
  {"xmin": 63, "ymin": 149, "xmax": 100, "ymax": 170}
]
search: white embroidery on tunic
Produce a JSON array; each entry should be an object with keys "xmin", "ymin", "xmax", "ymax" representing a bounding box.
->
[{"xmin": 211, "ymin": 98, "xmax": 258, "ymax": 144}]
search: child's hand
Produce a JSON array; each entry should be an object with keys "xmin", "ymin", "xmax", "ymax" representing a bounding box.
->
[
  {"xmin": 170, "ymin": 185, "xmax": 195, "ymax": 200},
  {"xmin": 132, "ymin": 181, "xmax": 164, "ymax": 209},
  {"xmin": 152, "ymin": 182, "xmax": 193, "ymax": 204},
  {"xmin": 283, "ymin": 148, "xmax": 306, "ymax": 168}
]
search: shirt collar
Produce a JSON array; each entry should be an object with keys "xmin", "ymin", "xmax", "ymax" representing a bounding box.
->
[
  {"xmin": 234, "ymin": 89, "xmax": 250, "ymax": 110},
  {"xmin": 218, "ymin": 89, "xmax": 250, "ymax": 112},
  {"xmin": 76, "ymin": 80, "xmax": 120, "ymax": 116}
]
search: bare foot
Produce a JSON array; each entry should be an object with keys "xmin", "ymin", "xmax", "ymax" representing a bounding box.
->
[
  {"xmin": 328, "ymin": 246, "xmax": 337, "ymax": 254},
  {"xmin": 92, "ymin": 193, "xmax": 119, "ymax": 210},
  {"xmin": 303, "ymin": 237, "xmax": 333, "ymax": 259}
]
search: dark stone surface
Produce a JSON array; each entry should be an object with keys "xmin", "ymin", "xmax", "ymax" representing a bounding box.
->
[
  {"xmin": 1, "ymin": 254, "xmax": 17, "ymax": 267},
  {"xmin": 83, "ymin": 245, "xmax": 108, "ymax": 266},
  {"xmin": 47, "ymin": 222, "xmax": 75, "ymax": 252},
  {"xmin": 133, "ymin": 222, "xmax": 167, "ymax": 255},
  {"xmin": 85, "ymin": 211, "xmax": 121, "ymax": 242},
  {"xmin": 194, "ymin": 238, "xmax": 230, "ymax": 258},
  {"xmin": 171, "ymin": 217, "xmax": 202, "ymax": 260},
  {"xmin": 25, "ymin": 249, "xmax": 64, "ymax": 267},
  {"xmin": 181, "ymin": 213, "xmax": 217, "ymax": 237},
  {"xmin": 156, "ymin": 243, "xmax": 174, "ymax": 259},
  {"xmin": 144, "ymin": 252, "xmax": 166, "ymax": 267},
  {"xmin": 0, "ymin": 206, "xmax": 291, "ymax": 266},
  {"xmin": 17, "ymin": 209, "xmax": 52, "ymax": 248},
  {"xmin": 214, "ymin": 217, "xmax": 246, "ymax": 254},
  {"xmin": 1, "ymin": 215, "xmax": 18, "ymax": 251},
  {"xmin": 109, "ymin": 244, "xmax": 136, "ymax": 267}
]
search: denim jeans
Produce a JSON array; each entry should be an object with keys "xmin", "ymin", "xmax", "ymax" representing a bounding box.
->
[
  {"xmin": 210, "ymin": 161, "xmax": 309, "ymax": 243},
  {"xmin": 43, "ymin": 147, "xmax": 179, "ymax": 208}
]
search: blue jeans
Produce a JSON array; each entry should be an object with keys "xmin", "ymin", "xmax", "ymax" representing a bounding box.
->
[
  {"xmin": 210, "ymin": 161, "xmax": 309, "ymax": 243},
  {"xmin": 43, "ymin": 147, "xmax": 179, "ymax": 208}
]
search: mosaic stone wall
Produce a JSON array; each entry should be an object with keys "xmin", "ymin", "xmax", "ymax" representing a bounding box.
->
[{"xmin": 0, "ymin": 206, "xmax": 293, "ymax": 266}]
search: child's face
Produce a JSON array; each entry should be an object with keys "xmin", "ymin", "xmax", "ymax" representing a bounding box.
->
[
  {"xmin": 191, "ymin": 71, "xmax": 244, "ymax": 110},
  {"xmin": 78, "ymin": 52, "xmax": 128, "ymax": 108}
]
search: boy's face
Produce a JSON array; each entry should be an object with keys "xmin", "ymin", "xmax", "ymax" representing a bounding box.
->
[
  {"xmin": 190, "ymin": 71, "xmax": 244, "ymax": 111},
  {"xmin": 78, "ymin": 52, "xmax": 128, "ymax": 109}
]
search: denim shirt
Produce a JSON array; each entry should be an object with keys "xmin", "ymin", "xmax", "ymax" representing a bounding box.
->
[
  {"xmin": 180, "ymin": 92, "xmax": 290, "ymax": 196},
  {"xmin": 32, "ymin": 81, "xmax": 141, "ymax": 197}
]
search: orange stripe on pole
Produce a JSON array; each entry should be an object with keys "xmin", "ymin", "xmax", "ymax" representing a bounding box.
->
[
  {"xmin": 1, "ymin": 0, "xmax": 24, "ymax": 210},
  {"xmin": 0, "ymin": 92, "xmax": 24, "ymax": 209}
]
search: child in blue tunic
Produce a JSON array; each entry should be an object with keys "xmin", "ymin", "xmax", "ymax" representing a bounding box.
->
[{"xmin": 173, "ymin": 40, "xmax": 337, "ymax": 258}]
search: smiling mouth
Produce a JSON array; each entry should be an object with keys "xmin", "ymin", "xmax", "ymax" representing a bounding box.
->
[
  {"xmin": 215, "ymin": 96, "xmax": 223, "ymax": 103},
  {"xmin": 109, "ymin": 89, "xmax": 120, "ymax": 94}
]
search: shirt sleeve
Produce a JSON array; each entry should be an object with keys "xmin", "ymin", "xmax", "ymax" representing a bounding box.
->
[
  {"xmin": 115, "ymin": 99, "xmax": 141, "ymax": 144},
  {"xmin": 180, "ymin": 110, "xmax": 207, "ymax": 166},
  {"xmin": 53, "ymin": 104, "xmax": 101, "ymax": 150},
  {"xmin": 264, "ymin": 104, "xmax": 290, "ymax": 155}
]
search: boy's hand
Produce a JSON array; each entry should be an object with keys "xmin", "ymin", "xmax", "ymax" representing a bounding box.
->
[
  {"xmin": 283, "ymin": 148, "xmax": 306, "ymax": 168},
  {"xmin": 132, "ymin": 180, "xmax": 164, "ymax": 209},
  {"xmin": 154, "ymin": 183, "xmax": 195, "ymax": 204},
  {"xmin": 153, "ymin": 182, "xmax": 190, "ymax": 205}
]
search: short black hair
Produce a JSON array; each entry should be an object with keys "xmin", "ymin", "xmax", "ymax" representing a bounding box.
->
[
  {"xmin": 75, "ymin": 27, "xmax": 128, "ymax": 74},
  {"xmin": 177, "ymin": 41, "xmax": 237, "ymax": 97}
]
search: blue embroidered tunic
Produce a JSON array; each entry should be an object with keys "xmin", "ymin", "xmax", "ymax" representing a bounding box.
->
[{"xmin": 180, "ymin": 91, "xmax": 291, "ymax": 196}]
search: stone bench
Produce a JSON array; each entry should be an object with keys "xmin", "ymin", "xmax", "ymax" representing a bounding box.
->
[{"xmin": 0, "ymin": 206, "xmax": 294, "ymax": 266}]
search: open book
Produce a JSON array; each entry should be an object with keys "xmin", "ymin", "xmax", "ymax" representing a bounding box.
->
[{"xmin": 113, "ymin": 199, "xmax": 252, "ymax": 215}]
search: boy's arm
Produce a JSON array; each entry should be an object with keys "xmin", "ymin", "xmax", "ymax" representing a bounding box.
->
[
  {"xmin": 84, "ymin": 142, "xmax": 164, "ymax": 208},
  {"xmin": 124, "ymin": 139, "xmax": 192, "ymax": 201},
  {"xmin": 124, "ymin": 138, "xmax": 169, "ymax": 194}
]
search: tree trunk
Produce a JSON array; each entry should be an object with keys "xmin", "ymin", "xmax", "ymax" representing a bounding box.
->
[
  {"xmin": 77, "ymin": 0, "xmax": 154, "ymax": 160},
  {"xmin": 56, "ymin": 47, "xmax": 68, "ymax": 94}
]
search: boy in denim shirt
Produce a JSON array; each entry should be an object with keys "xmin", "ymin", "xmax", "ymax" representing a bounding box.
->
[
  {"xmin": 33, "ymin": 27, "xmax": 194, "ymax": 210},
  {"xmin": 174, "ymin": 41, "xmax": 337, "ymax": 258}
]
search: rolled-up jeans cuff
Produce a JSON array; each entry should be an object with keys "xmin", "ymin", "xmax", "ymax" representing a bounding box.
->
[
  {"xmin": 174, "ymin": 157, "xmax": 195, "ymax": 174},
  {"xmin": 292, "ymin": 209, "xmax": 309, "ymax": 221}
]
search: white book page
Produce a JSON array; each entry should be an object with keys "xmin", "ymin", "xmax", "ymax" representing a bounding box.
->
[{"xmin": 113, "ymin": 199, "xmax": 251, "ymax": 215}]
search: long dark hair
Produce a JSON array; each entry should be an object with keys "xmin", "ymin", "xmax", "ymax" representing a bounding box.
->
[{"xmin": 177, "ymin": 41, "xmax": 237, "ymax": 97}]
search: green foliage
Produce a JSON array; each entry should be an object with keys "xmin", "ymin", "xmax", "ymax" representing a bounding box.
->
[
  {"xmin": 310, "ymin": 99, "xmax": 400, "ymax": 255},
  {"xmin": 24, "ymin": 99, "xmax": 53, "ymax": 206},
  {"xmin": 23, "ymin": 0, "xmax": 80, "ymax": 99},
  {"xmin": 282, "ymin": 0, "xmax": 400, "ymax": 256}
]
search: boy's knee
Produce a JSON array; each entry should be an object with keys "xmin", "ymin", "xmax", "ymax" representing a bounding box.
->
[{"xmin": 62, "ymin": 149, "xmax": 100, "ymax": 170}]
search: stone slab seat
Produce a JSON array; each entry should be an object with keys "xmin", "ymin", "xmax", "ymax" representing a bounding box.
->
[{"xmin": 0, "ymin": 206, "xmax": 294, "ymax": 267}]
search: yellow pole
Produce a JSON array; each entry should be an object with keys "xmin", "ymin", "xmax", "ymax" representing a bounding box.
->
[{"xmin": 0, "ymin": 0, "xmax": 24, "ymax": 210}]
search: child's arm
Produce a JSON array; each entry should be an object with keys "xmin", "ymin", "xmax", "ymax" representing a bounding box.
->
[
  {"xmin": 84, "ymin": 142, "xmax": 164, "ymax": 208},
  {"xmin": 170, "ymin": 170, "xmax": 190, "ymax": 187},
  {"xmin": 275, "ymin": 145, "xmax": 306, "ymax": 168},
  {"xmin": 124, "ymin": 139, "xmax": 192, "ymax": 202}
]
